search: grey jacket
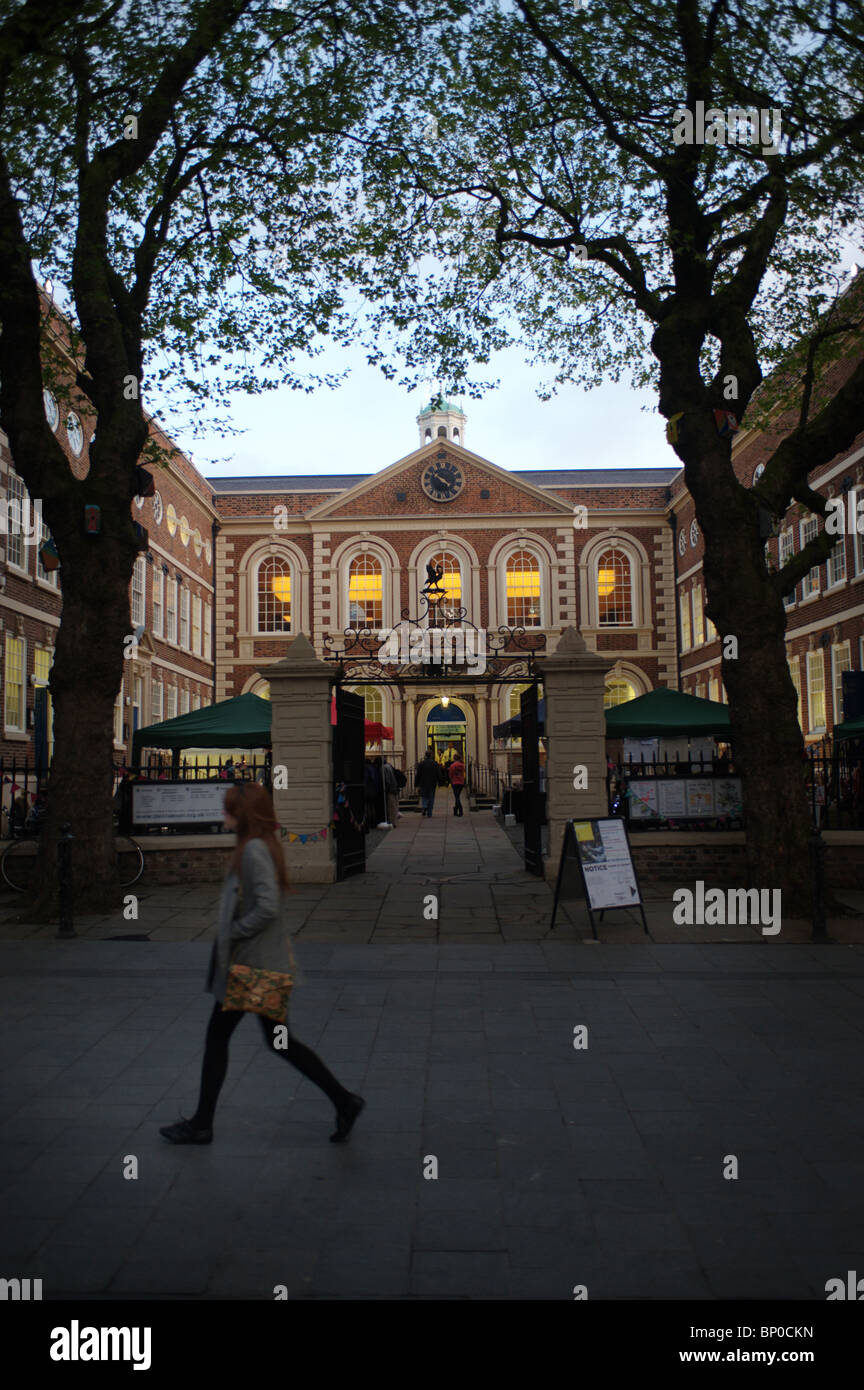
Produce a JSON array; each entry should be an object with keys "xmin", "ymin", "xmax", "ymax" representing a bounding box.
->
[{"xmin": 206, "ymin": 838, "xmax": 295, "ymax": 1004}]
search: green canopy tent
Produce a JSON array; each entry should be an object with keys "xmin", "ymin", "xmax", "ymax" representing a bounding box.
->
[
  {"xmin": 604, "ymin": 687, "xmax": 732, "ymax": 737},
  {"xmin": 834, "ymin": 716, "xmax": 864, "ymax": 740},
  {"xmin": 131, "ymin": 692, "xmax": 272, "ymax": 766}
]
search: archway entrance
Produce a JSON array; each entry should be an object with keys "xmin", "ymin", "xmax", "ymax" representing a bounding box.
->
[{"xmin": 425, "ymin": 701, "xmax": 467, "ymax": 766}]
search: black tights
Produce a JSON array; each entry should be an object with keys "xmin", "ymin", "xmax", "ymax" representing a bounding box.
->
[{"xmin": 191, "ymin": 1001, "xmax": 351, "ymax": 1129}]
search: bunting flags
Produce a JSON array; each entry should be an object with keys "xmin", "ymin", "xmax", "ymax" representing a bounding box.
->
[{"xmin": 279, "ymin": 823, "xmax": 333, "ymax": 843}]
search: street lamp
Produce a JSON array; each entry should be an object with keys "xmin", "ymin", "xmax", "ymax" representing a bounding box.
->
[{"xmin": 441, "ymin": 695, "xmax": 450, "ymax": 708}]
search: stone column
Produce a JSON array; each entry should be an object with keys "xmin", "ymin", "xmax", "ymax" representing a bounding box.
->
[
  {"xmin": 266, "ymin": 632, "xmax": 337, "ymax": 883},
  {"xmin": 541, "ymin": 626, "xmax": 613, "ymax": 882},
  {"xmin": 405, "ymin": 692, "xmax": 417, "ymax": 770}
]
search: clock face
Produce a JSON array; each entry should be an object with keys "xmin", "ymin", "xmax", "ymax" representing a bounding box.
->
[
  {"xmin": 422, "ymin": 457, "xmax": 464, "ymax": 502},
  {"xmin": 678, "ymin": 529, "xmax": 687, "ymax": 556},
  {"xmin": 690, "ymin": 518, "xmax": 700, "ymax": 547}
]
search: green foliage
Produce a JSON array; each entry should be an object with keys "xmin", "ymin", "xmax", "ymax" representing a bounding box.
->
[
  {"xmin": 358, "ymin": 0, "xmax": 864, "ymax": 409},
  {"xmin": 0, "ymin": 0, "xmax": 439, "ymax": 437}
]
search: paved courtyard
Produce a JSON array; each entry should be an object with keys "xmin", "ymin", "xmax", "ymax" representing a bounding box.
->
[
  {"xmin": 2, "ymin": 805, "xmax": 863, "ymax": 944},
  {"xmin": 1, "ymin": 810, "xmax": 863, "ymax": 1300}
]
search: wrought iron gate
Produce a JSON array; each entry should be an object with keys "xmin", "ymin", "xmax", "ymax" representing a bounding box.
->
[
  {"xmin": 332, "ymin": 685, "xmax": 366, "ymax": 880},
  {"xmin": 520, "ymin": 681, "xmax": 543, "ymax": 876}
]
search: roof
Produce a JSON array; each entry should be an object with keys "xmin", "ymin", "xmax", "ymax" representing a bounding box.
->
[
  {"xmin": 206, "ymin": 466, "xmax": 681, "ymax": 494},
  {"xmin": 605, "ymin": 687, "xmax": 731, "ymax": 737},
  {"xmin": 418, "ymin": 398, "xmax": 465, "ymax": 416}
]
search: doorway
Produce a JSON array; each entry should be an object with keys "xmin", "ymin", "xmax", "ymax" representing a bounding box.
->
[{"xmin": 425, "ymin": 701, "xmax": 467, "ymax": 766}]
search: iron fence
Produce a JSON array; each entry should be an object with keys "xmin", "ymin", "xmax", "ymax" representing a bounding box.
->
[
  {"xmin": 607, "ymin": 752, "xmax": 744, "ymax": 831},
  {"xmin": 467, "ymin": 758, "xmax": 501, "ymax": 802},
  {"xmin": 805, "ymin": 738, "xmax": 864, "ymax": 830},
  {"xmin": 0, "ymin": 754, "xmax": 272, "ymax": 839}
]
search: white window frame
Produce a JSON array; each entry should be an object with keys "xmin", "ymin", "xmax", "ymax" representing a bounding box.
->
[
  {"xmin": 4, "ymin": 633, "xmax": 26, "ymax": 732},
  {"xmin": 779, "ymin": 529, "xmax": 795, "ymax": 608},
  {"xmin": 130, "ymin": 556, "xmax": 146, "ymax": 627},
  {"xmin": 800, "ymin": 518, "xmax": 821, "ymax": 599},
  {"xmin": 594, "ymin": 546, "xmax": 635, "ymax": 629},
  {"xmin": 827, "ymin": 533, "xmax": 847, "ymax": 588},
  {"xmin": 503, "ymin": 547, "xmax": 545, "ymax": 629},
  {"xmin": 164, "ymin": 578, "xmax": 177, "ymax": 644},
  {"xmin": 180, "ymin": 688, "xmax": 190, "ymax": 715},
  {"xmin": 832, "ymin": 641, "xmax": 852, "ymax": 726},
  {"xmin": 806, "ymin": 650, "xmax": 826, "ymax": 733},
  {"xmin": 5, "ymin": 473, "xmax": 28, "ymax": 573},
  {"xmin": 203, "ymin": 601, "xmax": 211, "ymax": 661},
  {"xmin": 256, "ymin": 555, "xmax": 294, "ymax": 635},
  {"xmin": 179, "ymin": 586, "xmax": 190, "ymax": 650},
  {"xmin": 679, "ymin": 592, "xmax": 691, "ymax": 651},
  {"xmin": 192, "ymin": 594, "xmax": 202, "ymax": 656},
  {"xmin": 788, "ymin": 654, "xmax": 802, "ymax": 729},
  {"xmin": 152, "ymin": 569, "xmax": 164, "ymax": 638},
  {"xmin": 166, "ymin": 686, "xmax": 178, "ymax": 720},
  {"xmin": 692, "ymin": 585, "xmax": 705, "ymax": 646},
  {"xmin": 151, "ymin": 681, "xmax": 163, "ymax": 724}
]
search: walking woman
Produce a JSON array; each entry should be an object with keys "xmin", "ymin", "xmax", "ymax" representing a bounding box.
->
[{"xmin": 160, "ymin": 783, "xmax": 364, "ymax": 1145}]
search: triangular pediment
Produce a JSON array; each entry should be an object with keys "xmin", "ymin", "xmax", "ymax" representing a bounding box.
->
[{"xmin": 305, "ymin": 439, "xmax": 573, "ymax": 520}]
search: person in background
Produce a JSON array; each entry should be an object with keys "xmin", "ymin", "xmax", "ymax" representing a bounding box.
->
[
  {"xmin": 381, "ymin": 758, "xmax": 399, "ymax": 828},
  {"xmin": 448, "ymin": 755, "xmax": 466, "ymax": 817},
  {"xmin": 364, "ymin": 756, "xmax": 383, "ymax": 829},
  {"xmin": 160, "ymin": 782, "xmax": 364, "ymax": 1146},
  {"xmin": 415, "ymin": 749, "xmax": 440, "ymax": 818}
]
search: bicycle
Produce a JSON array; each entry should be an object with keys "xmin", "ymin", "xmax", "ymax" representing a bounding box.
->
[{"xmin": 1, "ymin": 812, "xmax": 144, "ymax": 893}]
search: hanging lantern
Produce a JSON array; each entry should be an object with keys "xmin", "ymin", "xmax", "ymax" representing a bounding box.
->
[
  {"xmin": 666, "ymin": 412, "xmax": 684, "ymax": 443},
  {"xmin": 713, "ymin": 408, "xmax": 739, "ymax": 437},
  {"xmin": 38, "ymin": 537, "xmax": 60, "ymax": 572}
]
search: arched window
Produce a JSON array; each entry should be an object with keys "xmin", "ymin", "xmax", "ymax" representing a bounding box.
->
[
  {"xmin": 597, "ymin": 548, "xmax": 633, "ymax": 626},
  {"xmin": 604, "ymin": 678, "xmax": 636, "ymax": 709},
  {"xmin": 257, "ymin": 556, "xmax": 291, "ymax": 633},
  {"xmin": 349, "ymin": 553, "xmax": 383, "ymax": 627},
  {"xmin": 506, "ymin": 550, "xmax": 541, "ymax": 626},
  {"xmin": 426, "ymin": 551, "xmax": 462, "ymax": 610},
  {"xmin": 347, "ymin": 684, "xmax": 383, "ymax": 724}
]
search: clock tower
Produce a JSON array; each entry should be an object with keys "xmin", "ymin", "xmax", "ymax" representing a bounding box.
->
[{"xmin": 417, "ymin": 396, "xmax": 467, "ymax": 448}]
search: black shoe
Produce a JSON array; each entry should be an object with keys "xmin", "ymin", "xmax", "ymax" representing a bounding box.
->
[
  {"xmin": 330, "ymin": 1093, "xmax": 365, "ymax": 1143},
  {"xmin": 160, "ymin": 1117, "xmax": 213, "ymax": 1145}
]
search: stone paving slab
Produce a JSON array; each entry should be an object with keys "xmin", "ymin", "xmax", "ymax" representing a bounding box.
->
[
  {"xmin": 2, "ymin": 807, "xmax": 863, "ymax": 944},
  {"xmin": 0, "ymin": 938, "xmax": 863, "ymax": 1299}
]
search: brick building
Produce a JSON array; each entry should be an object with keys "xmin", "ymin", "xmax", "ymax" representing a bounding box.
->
[
  {"xmin": 672, "ymin": 278, "xmax": 864, "ymax": 744},
  {"xmin": 0, "ymin": 301, "xmax": 216, "ymax": 783},
  {"xmin": 210, "ymin": 399, "xmax": 679, "ymax": 775},
  {"xmin": 3, "ymin": 287, "xmax": 864, "ymax": 792}
]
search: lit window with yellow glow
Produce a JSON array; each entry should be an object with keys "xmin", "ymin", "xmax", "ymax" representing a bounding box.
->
[
  {"xmin": 349, "ymin": 553, "xmax": 383, "ymax": 627},
  {"xmin": 347, "ymin": 684, "xmax": 384, "ymax": 724},
  {"xmin": 597, "ymin": 548, "xmax": 632, "ymax": 625},
  {"xmin": 604, "ymin": 678, "xmax": 636, "ymax": 709},
  {"xmin": 506, "ymin": 551, "xmax": 541, "ymax": 626},
  {"xmin": 258, "ymin": 557, "xmax": 291, "ymax": 632},
  {"xmin": 428, "ymin": 552, "xmax": 462, "ymax": 608}
]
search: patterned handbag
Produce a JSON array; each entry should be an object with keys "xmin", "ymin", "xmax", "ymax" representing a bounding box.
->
[
  {"xmin": 222, "ymin": 962, "xmax": 294, "ymax": 1022},
  {"xmin": 220, "ymin": 877, "xmax": 295, "ymax": 1022}
]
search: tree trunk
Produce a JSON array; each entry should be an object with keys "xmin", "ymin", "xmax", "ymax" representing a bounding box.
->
[
  {"xmin": 28, "ymin": 504, "xmax": 137, "ymax": 919},
  {"xmin": 683, "ymin": 432, "xmax": 816, "ymax": 914}
]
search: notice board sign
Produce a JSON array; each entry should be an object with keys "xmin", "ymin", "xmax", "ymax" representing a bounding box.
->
[
  {"xmin": 550, "ymin": 818, "xmax": 648, "ymax": 939},
  {"xmin": 131, "ymin": 780, "xmax": 233, "ymax": 828}
]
